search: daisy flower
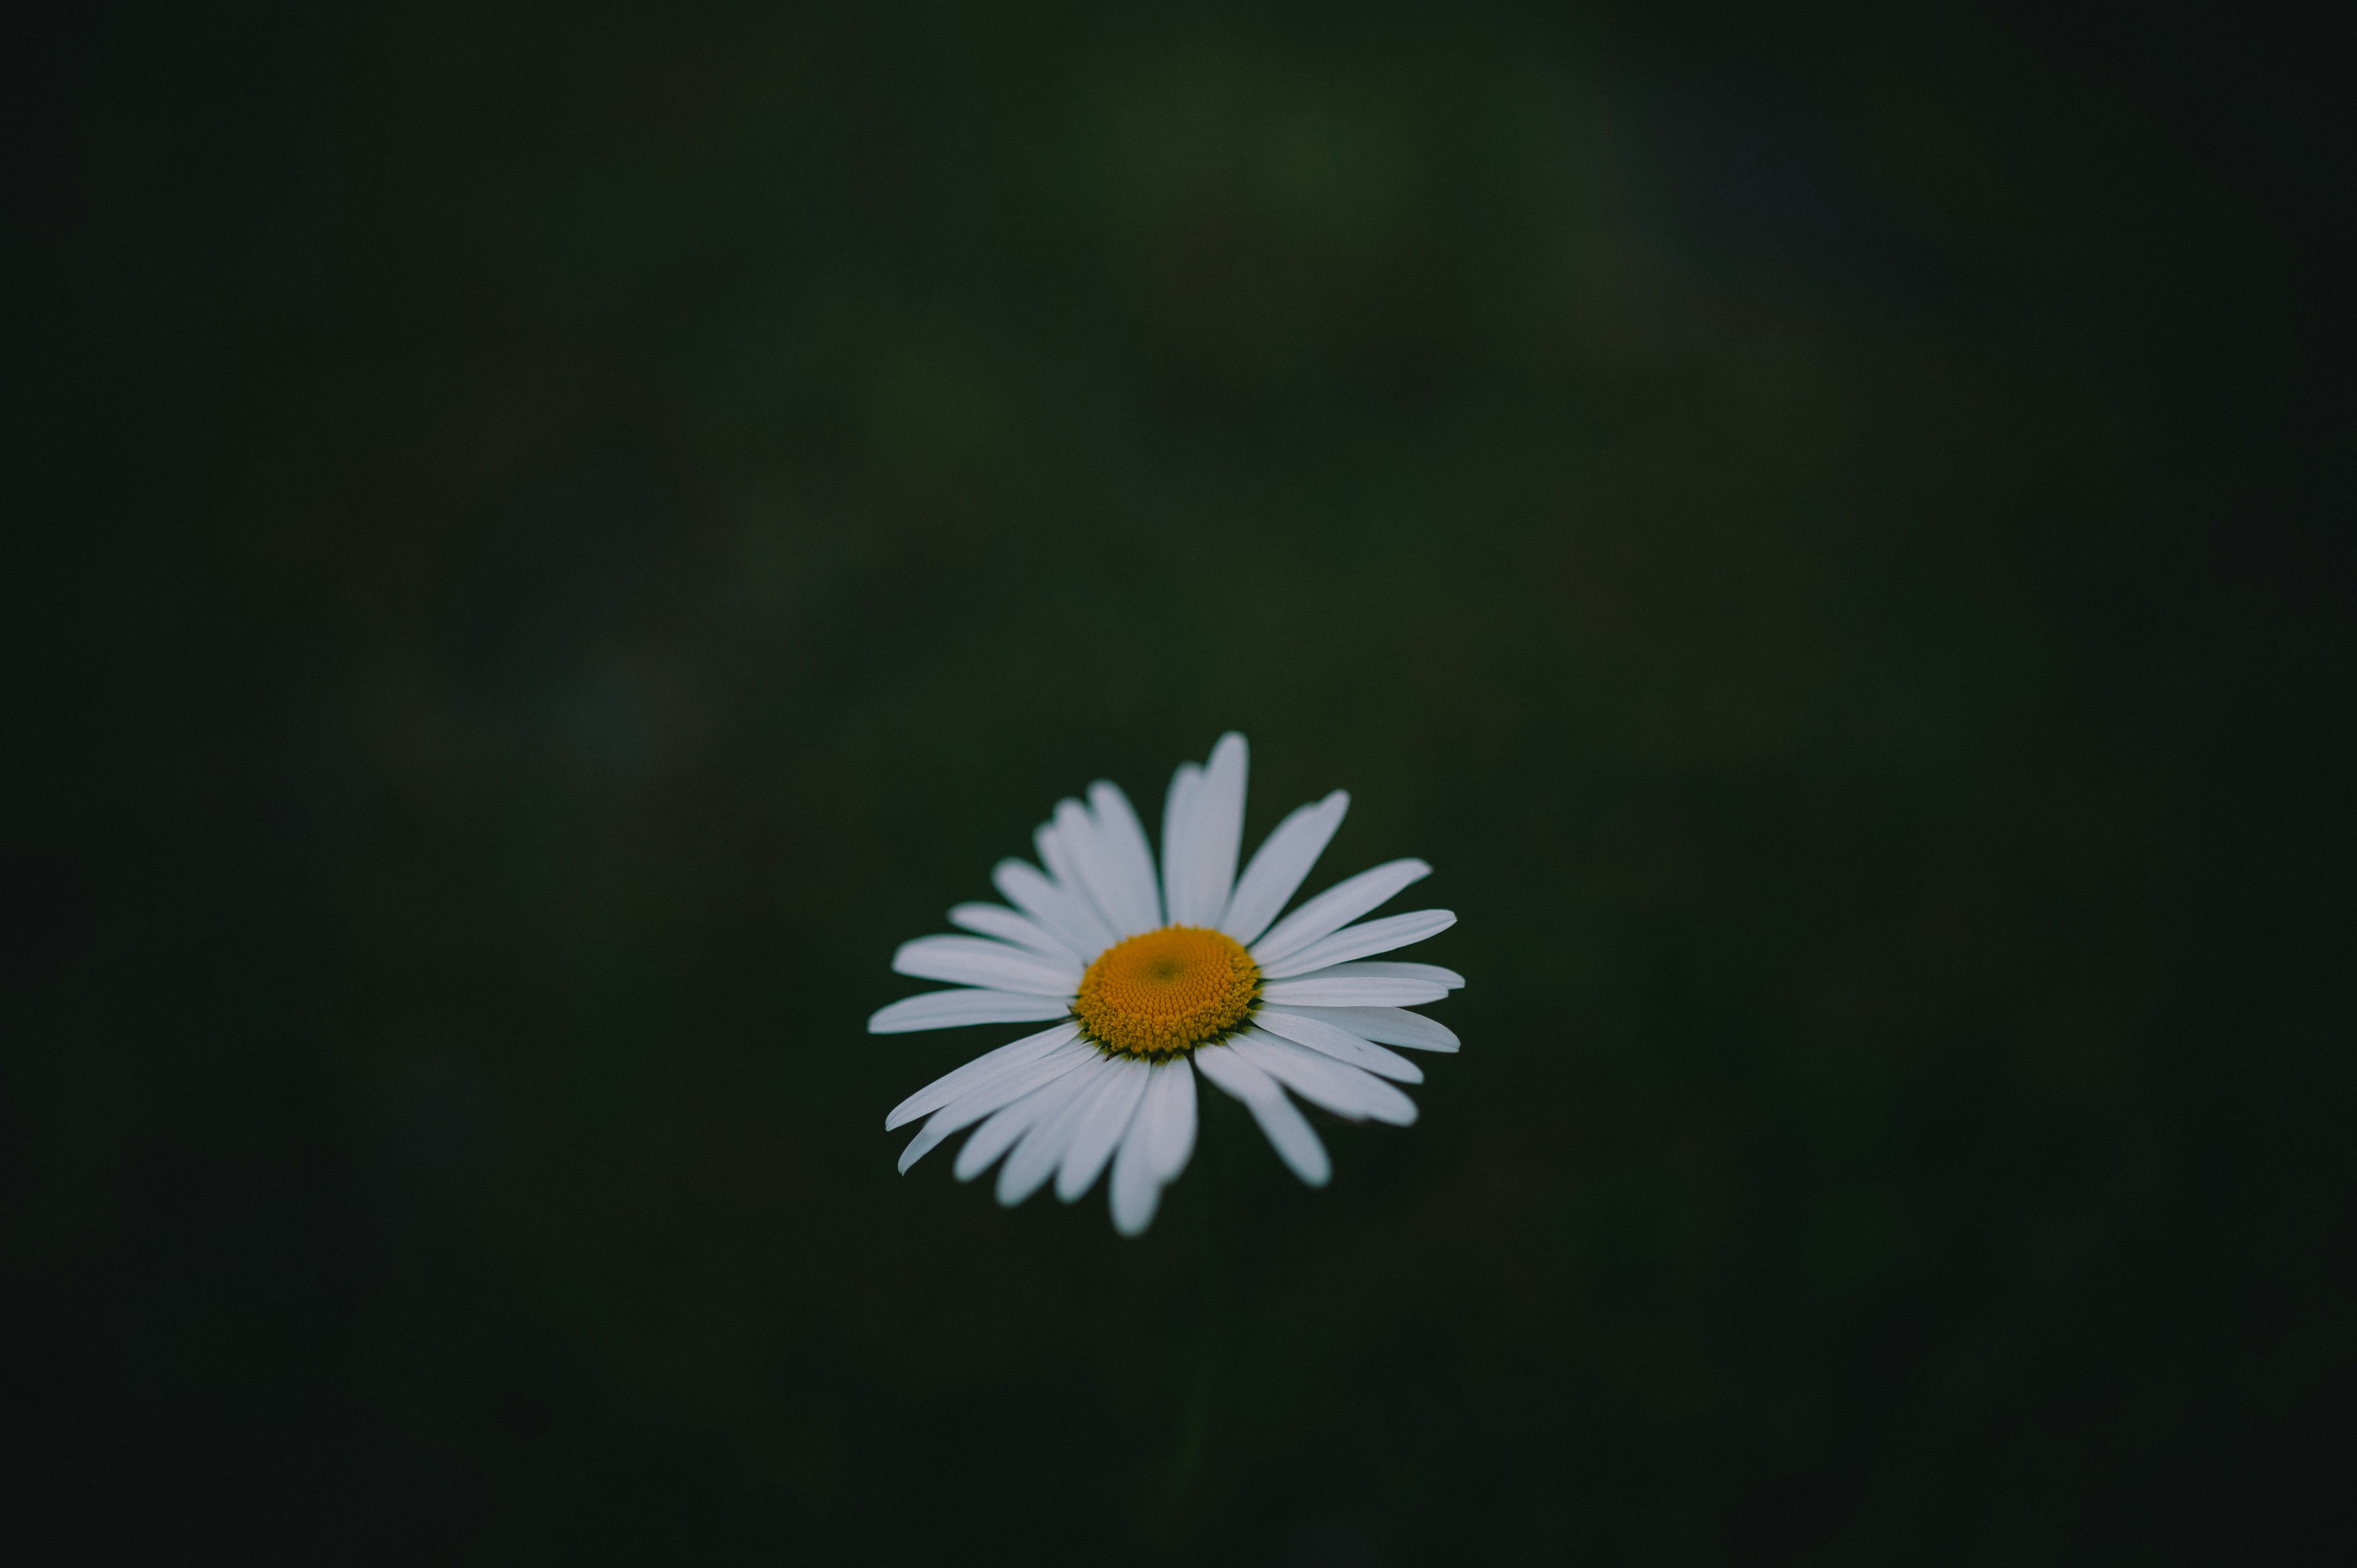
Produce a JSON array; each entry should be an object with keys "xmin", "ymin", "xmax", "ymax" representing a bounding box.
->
[{"xmin": 875, "ymin": 733, "xmax": 1463, "ymax": 1235}]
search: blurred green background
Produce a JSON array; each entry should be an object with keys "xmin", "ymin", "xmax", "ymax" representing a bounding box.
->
[{"xmin": 8, "ymin": 1, "xmax": 2347, "ymax": 1562}]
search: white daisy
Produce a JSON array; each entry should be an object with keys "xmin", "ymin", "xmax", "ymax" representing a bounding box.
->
[{"xmin": 874, "ymin": 733, "xmax": 1463, "ymax": 1235}]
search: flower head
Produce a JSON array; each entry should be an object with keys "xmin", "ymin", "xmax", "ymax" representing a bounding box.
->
[{"xmin": 874, "ymin": 733, "xmax": 1463, "ymax": 1235}]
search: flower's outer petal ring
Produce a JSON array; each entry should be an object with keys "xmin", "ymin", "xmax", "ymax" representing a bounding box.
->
[
  {"xmin": 869, "ymin": 989, "xmax": 1075, "ymax": 1034},
  {"xmin": 1251, "ymin": 859, "xmax": 1431, "ymax": 967},
  {"xmin": 897, "ymin": 1040, "xmax": 1094, "ymax": 1172},
  {"xmin": 1251, "ymin": 1007, "xmax": 1423, "ymax": 1083},
  {"xmin": 886, "ymin": 1021, "xmax": 1078, "ymax": 1129},
  {"xmin": 1233, "ymin": 1030, "xmax": 1418, "ymax": 1126},
  {"xmin": 1193, "ymin": 1044, "xmax": 1330, "ymax": 1186},
  {"xmin": 1056, "ymin": 1056, "xmax": 1153, "ymax": 1202},
  {"xmin": 1220, "ymin": 791, "xmax": 1348, "ymax": 948},
  {"xmin": 1256, "ymin": 909, "xmax": 1456, "ymax": 979},
  {"xmin": 892, "ymin": 935, "xmax": 1081, "ymax": 995},
  {"xmin": 948, "ymin": 902, "xmax": 1080, "ymax": 964},
  {"xmin": 1258, "ymin": 1004, "xmax": 1460, "ymax": 1052}
]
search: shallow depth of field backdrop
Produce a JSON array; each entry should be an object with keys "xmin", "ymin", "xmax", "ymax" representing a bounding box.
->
[{"xmin": 8, "ymin": 2, "xmax": 2346, "ymax": 1564}]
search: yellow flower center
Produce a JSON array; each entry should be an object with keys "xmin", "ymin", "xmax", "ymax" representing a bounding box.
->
[{"xmin": 1074, "ymin": 925, "xmax": 1260, "ymax": 1059}]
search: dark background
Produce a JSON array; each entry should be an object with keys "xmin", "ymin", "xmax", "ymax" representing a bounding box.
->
[{"xmin": 6, "ymin": 2, "xmax": 2348, "ymax": 1562}]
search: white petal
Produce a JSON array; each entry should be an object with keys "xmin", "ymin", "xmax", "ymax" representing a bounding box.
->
[
  {"xmin": 992, "ymin": 857, "xmax": 1113, "ymax": 960},
  {"xmin": 1055, "ymin": 1056, "xmax": 1153, "ymax": 1202},
  {"xmin": 1107, "ymin": 1062, "xmax": 1196, "ymax": 1235},
  {"xmin": 1256, "ymin": 909, "xmax": 1456, "ymax": 979},
  {"xmin": 1251, "ymin": 859, "xmax": 1431, "ymax": 966},
  {"xmin": 1326, "ymin": 959, "xmax": 1463, "ymax": 988},
  {"xmin": 1258, "ymin": 969, "xmax": 1450, "ymax": 1008},
  {"xmin": 1220, "ymin": 791, "xmax": 1349, "ymax": 947},
  {"xmin": 1087, "ymin": 781, "xmax": 1164, "ymax": 935},
  {"xmin": 1191, "ymin": 732, "xmax": 1248, "ymax": 928},
  {"xmin": 892, "ymin": 935, "xmax": 1081, "ymax": 996},
  {"xmin": 896, "ymin": 1040, "xmax": 1094, "ymax": 1170},
  {"xmin": 997, "ymin": 1057, "xmax": 1115, "ymax": 1205},
  {"xmin": 1252, "ymin": 1007, "xmax": 1423, "ymax": 1083},
  {"xmin": 954, "ymin": 1057, "xmax": 1102, "ymax": 1182},
  {"xmin": 1035, "ymin": 816, "xmax": 1124, "ymax": 953},
  {"xmin": 868, "ymin": 988, "xmax": 1074, "ymax": 1034},
  {"xmin": 1233, "ymin": 1030, "xmax": 1418, "ymax": 1126},
  {"xmin": 1193, "ymin": 1044, "xmax": 1330, "ymax": 1186},
  {"xmin": 1159, "ymin": 762, "xmax": 1205, "ymax": 925},
  {"xmin": 1261, "ymin": 1004, "xmax": 1460, "ymax": 1052},
  {"xmin": 1149, "ymin": 1057, "xmax": 1199, "ymax": 1180},
  {"xmin": 948, "ymin": 902, "xmax": 1080, "ymax": 963},
  {"xmin": 1049, "ymin": 800, "xmax": 1129, "ymax": 939},
  {"xmin": 884, "ymin": 1021, "xmax": 1078, "ymax": 1129},
  {"xmin": 1109, "ymin": 1103, "xmax": 1163, "ymax": 1237}
]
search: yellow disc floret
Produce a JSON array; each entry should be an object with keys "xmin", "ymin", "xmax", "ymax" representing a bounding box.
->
[{"xmin": 1074, "ymin": 925, "xmax": 1260, "ymax": 1059}]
